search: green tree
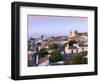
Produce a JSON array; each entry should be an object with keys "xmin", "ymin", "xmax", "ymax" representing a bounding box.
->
[
  {"xmin": 49, "ymin": 43, "xmax": 58, "ymax": 50},
  {"xmin": 62, "ymin": 43, "xmax": 68, "ymax": 48},
  {"xmin": 37, "ymin": 48, "xmax": 49, "ymax": 58},
  {"xmin": 69, "ymin": 40, "xmax": 77, "ymax": 46},
  {"xmin": 79, "ymin": 51, "xmax": 88, "ymax": 64},
  {"xmin": 82, "ymin": 57, "xmax": 88, "ymax": 64},
  {"xmin": 72, "ymin": 53, "xmax": 88, "ymax": 64},
  {"xmin": 72, "ymin": 54, "xmax": 83, "ymax": 64},
  {"xmin": 49, "ymin": 50, "xmax": 63, "ymax": 63}
]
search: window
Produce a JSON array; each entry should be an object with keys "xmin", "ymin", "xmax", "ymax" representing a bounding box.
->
[
  {"xmin": 71, "ymin": 50, "xmax": 73, "ymax": 53},
  {"xmin": 82, "ymin": 48, "xmax": 84, "ymax": 50},
  {"xmin": 76, "ymin": 50, "xmax": 78, "ymax": 53}
]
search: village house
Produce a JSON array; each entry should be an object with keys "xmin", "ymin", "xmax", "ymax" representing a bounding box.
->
[
  {"xmin": 65, "ymin": 42, "xmax": 88, "ymax": 54},
  {"xmin": 65, "ymin": 43, "xmax": 79, "ymax": 54},
  {"xmin": 64, "ymin": 31, "xmax": 88, "ymax": 54}
]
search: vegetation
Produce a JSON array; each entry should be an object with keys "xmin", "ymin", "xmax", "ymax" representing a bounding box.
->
[
  {"xmin": 72, "ymin": 53, "xmax": 87, "ymax": 64},
  {"xmin": 37, "ymin": 48, "xmax": 49, "ymax": 58},
  {"xmin": 63, "ymin": 43, "xmax": 67, "ymax": 47},
  {"xmin": 28, "ymin": 44, "xmax": 31, "ymax": 51},
  {"xmin": 49, "ymin": 50, "xmax": 63, "ymax": 63},
  {"xmin": 72, "ymin": 54, "xmax": 83, "ymax": 64},
  {"xmin": 48, "ymin": 43, "xmax": 58, "ymax": 50},
  {"xmin": 69, "ymin": 40, "xmax": 77, "ymax": 46},
  {"xmin": 82, "ymin": 58, "xmax": 88, "ymax": 64}
]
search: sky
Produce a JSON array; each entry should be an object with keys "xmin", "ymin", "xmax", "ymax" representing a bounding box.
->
[{"xmin": 28, "ymin": 15, "xmax": 88, "ymax": 38}]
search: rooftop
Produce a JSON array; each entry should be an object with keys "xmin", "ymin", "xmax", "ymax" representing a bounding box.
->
[{"xmin": 68, "ymin": 46, "xmax": 78, "ymax": 49}]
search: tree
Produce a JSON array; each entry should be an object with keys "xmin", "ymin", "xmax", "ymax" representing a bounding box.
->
[
  {"xmin": 28, "ymin": 44, "xmax": 31, "ymax": 51},
  {"xmin": 37, "ymin": 48, "xmax": 49, "ymax": 58},
  {"xmin": 62, "ymin": 43, "xmax": 68, "ymax": 48},
  {"xmin": 79, "ymin": 51, "xmax": 88, "ymax": 64},
  {"xmin": 72, "ymin": 53, "xmax": 88, "ymax": 64},
  {"xmin": 72, "ymin": 54, "xmax": 83, "ymax": 64},
  {"xmin": 49, "ymin": 43, "xmax": 58, "ymax": 50},
  {"xmin": 41, "ymin": 35, "xmax": 43, "ymax": 39},
  {"xmin": 49, "ymin": 50, "xmax": 63, "ymax": 63},
  {"xmin": 69, "ymin": 40, "xmax": 77, "ymax": 46},
  {"xmin": 82, "ymin": 57, "xmax": 88, "ymax": 64}
]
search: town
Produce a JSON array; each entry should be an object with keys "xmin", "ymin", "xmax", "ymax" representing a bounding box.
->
[{"xmin": 28, "ymin": 31, "xmax": 88, "ymax": 66}]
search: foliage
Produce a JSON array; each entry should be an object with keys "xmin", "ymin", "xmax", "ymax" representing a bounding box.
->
[
  {"xmin": 60, "ymin": 43, "xmax": 68, "ymax": 51},
  {"xmin": 72, "ymin": 54, "xmax": 83, "ymax": 64},
  {"xmin": 28, "ymin": 44, "xmax": 31, "ymax": 51},
  {"xmin": 82, "ymin": 58, "xmax": 88, "ymax": 64},
  {"xmin": 48, "ymin": 43, "xmax": 58, "ymax": 50},
  {"xmin": 37, "ymin": 48, "xmax": 49, "ymax": 58},
  {"xmin": 72, "ymin": 53, "xmax": 88, "ymax": 64},
  {"xmin": 69, "ymin": 40, "xmax": 77, "ymax": 46},
  {"xmin": 49, "ymin": 50, "xmax": 63, "ymax": 63}
]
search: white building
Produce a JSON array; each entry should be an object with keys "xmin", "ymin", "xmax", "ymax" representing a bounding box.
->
[
  {"xmin": 65, "ymin": 44, "xmax": 79, "ymax": 54},
  {"xmin": 65, "ymin": 43, "xmax": 88, "ymax": 54}
]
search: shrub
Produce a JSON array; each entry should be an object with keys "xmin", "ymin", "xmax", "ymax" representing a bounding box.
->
[{"xmin": 49, "ymin": 50, "xmax": 63, "ymax": 63}]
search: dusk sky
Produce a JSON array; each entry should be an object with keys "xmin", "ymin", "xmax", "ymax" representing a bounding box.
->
[{"xmin": 28, "ymin": 15, "xmax": 88, "ymax": 38}]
